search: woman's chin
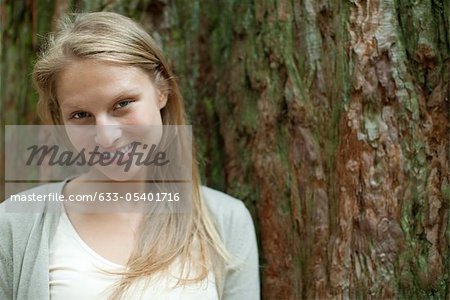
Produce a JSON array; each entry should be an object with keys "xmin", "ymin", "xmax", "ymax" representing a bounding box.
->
[{"xmin": 89, "ymin": 164, "xmax": 146, "ymax": 182}]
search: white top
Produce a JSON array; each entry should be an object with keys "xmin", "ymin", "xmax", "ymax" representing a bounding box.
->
[
  {"xmin": 49, "ymin": 207, "xmax": 219, "ymax": 300},
  {"xmin": 1, "ymin": 184, "xmax": 259, "ymax": 300}
]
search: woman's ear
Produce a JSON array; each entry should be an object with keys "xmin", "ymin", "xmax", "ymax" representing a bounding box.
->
[{"xmin": 158, "ymin": 90, "xmax": 168, "ymax": 109}]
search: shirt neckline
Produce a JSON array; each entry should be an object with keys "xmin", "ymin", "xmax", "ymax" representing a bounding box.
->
[{"xmin": 59, "ymin": 177, "xmax": 126, "ymax": 269}]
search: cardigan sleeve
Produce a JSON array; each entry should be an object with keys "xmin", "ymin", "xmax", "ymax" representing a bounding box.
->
[
  {"xmin": 0, "ymin": 202, "xmax": 14, "ymax": 300},
  {"xmin": 222, "ymin": 201, "xmax": 260, "ymax": 300},
  {"xmin": 0, "ymin": 253, "xmax": 13, "ymax": 300}
]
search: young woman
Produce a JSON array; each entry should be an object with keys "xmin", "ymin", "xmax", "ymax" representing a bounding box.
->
[{"xmin": 0, "ymin": 12, "xmax": 259, "ymax": 300}]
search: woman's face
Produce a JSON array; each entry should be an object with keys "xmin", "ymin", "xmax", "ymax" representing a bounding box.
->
[{"xmin": 56, "ymin": 59, "xmax": 167, "ymax": 181}]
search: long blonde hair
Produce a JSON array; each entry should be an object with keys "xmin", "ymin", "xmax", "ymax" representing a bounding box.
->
[{"xmin": 33, "ymin": 11, "xmax": 232, "ymax": 299}]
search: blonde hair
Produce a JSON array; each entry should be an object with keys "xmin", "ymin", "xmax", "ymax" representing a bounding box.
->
[{"xmin": 33, "ymin": 12, "xmax": 232, "ymax": 299}]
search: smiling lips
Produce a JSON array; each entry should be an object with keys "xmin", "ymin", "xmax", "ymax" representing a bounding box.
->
[
  {"xmin": 98, "ymin": 143, "xmax": 134, "ymax": 161},
  {"xmin": 101, "ymin": 143, "xmax": 133, "ymax": 154}
]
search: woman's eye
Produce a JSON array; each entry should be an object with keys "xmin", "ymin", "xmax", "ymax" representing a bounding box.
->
[
  {"xmin": 114, "ymin": 100, "xmax": 134, "ymax": 110},
  {"xmin": 71, "ymin": 112, "xmax": 90, "ymax": 119}
]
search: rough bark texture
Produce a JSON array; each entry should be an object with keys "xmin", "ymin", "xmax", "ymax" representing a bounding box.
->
[{"xmin": 1, "ymin": 0, "xmax": 449, "ymax": 299}]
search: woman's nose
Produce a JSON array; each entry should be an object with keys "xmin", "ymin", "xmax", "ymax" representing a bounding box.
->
[{"xmin": 94, "ymin": 116, "xmax": 122, "ymax": 148}]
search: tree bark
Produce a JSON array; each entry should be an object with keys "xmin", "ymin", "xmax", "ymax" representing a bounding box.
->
[{"xmin": 1, "ymin": 0, "xmax": 449, "ymax": 298}]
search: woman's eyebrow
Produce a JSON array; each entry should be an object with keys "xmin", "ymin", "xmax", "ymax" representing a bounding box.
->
[
  {"xmin": 60, "ymin": 102, "xmax": 90, "ymax": 111},
  {"xmin": 111, "ymin": 89, "xmax": 140, "ymax": 101},
  {"xmin": 60, "ymin": 89, "xmax": 140, "ymax": 110}
]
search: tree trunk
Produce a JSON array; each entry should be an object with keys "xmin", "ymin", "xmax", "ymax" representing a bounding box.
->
[{"xmin": 1, "ymin": 0, "xmax": 449, "ymax": 298}]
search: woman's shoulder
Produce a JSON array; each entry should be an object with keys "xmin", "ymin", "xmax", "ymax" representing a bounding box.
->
[
  {"xmin": 200, "ymin": 185, "xmax": 246, "ymax": 211},
  {"xmin": 200, "ymin": 185, "xmax": 256, "ymax": 243},
  {"xmin": 0, "ymin": 182, "xmax": 64, "ymax": 230},
  {"xmin": 200, "ymin": 186, "xmax": 251, "ymax": 222}
]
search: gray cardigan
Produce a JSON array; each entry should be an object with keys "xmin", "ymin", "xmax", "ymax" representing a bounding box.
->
[{"xmin": 0, "ymin": 182, "xmax": 260, "ymax": 300}]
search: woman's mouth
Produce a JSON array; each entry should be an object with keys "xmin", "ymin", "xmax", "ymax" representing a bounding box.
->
[{"xmin": 99, "ymin": 143, "xmax": 134, "ymax": 164}]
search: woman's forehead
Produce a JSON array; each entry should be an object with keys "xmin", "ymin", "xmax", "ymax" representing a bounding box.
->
[{"xmin": 56, "ymin": 59, "xmax": 155, "ymax": 107}]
